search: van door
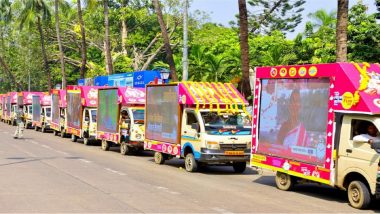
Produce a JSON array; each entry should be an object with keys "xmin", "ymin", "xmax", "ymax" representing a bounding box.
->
[
  {"xmin": 82, "ymin": 109, "xmax": 90, "ymax": 134},
  {"xmin": 336, "ymin": 115, "xmax": 379, "ymax": 192},
  {"xmin": 181, "ymin": 110, "xmax": 201, "ymax": 153}
]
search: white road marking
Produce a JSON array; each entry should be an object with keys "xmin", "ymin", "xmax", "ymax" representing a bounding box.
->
[
  {"xmin": 212, "ymin": 207, "xmax": 233, "ymax": 214},
  {"xmin": 56, "ymin": 150, "xmax": 69, "ymax": 155},
  {"xmin": 41, "ymin": 145, "xmax": 52, "ymax": 150},
  {"xmin": 104, "ymin": 168, "xmax": 126, "ymax": 176},
  {"xmin": 155, "ymin": 186, "xmax": 181, "ymax": 195},
  {"xmin": 79, "ymin": 159, "xmax": 92, "ymax": 164}
]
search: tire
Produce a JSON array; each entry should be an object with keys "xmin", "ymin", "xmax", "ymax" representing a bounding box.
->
[
  {"xmin": 275, "ymin": 171, "xmax": 295, "ymax": 191},
  {"xmin": 120, "ymin": 142, "xmax": 129, "ymax": 155},
  {"xmin": 41, "ymin": 125, "xmax": 46, "ymax": 133},
  {"xmin": 154, "ymin": 152, "xmax": 165, "ymax": 164},
  {"xmin": 60, "ymin": 129, "xmax": 65, "ymax": 138},
  {"xmin": 34, "ymin": 125, "xmax": 39, "ymax": 131},
  {"xmin": 71, "ymin": 134, "xmax": 77, "ymax": 142},
  {"xmin": 53, "ymin": 130, "xmax": 58, "ymax": 136},
  {"xmin": 233, "ymin": 162, "xmax": 247, "ymax": 173},
  {"xmin": 83, "ymin": 137, "xmax": 90, "ymax": 146},
  {"xmin": 101, "ymin": 139, "xmax": 110, "ymax": 151},
  {"xmin": 185, "ymin": 153, "xmax": 198, "ymax": 172},
  {"xmin": 347, "ymin": 180, "xmax": 371, "ymax": 209}
]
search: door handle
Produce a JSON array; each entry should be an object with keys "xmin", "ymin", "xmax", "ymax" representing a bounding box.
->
[{"xmin": 346, "ymin": 149, "xmax": 352, "ymax": 153}]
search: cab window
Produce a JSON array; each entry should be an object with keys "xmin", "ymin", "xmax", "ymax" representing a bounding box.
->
[
  {"xmin": 84, "ymin": 110, "xmax": 90, "ymax": 121},
  {"xmin": 351, "ymin": 119, "xmax": 375, "ymax": 140},
  {"xmin": 186, "ymin": 112, "xmax": 198, "ymax": 125}
]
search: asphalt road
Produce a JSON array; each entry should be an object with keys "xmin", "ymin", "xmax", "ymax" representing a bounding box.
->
[{"xmin": 0, "ymin": 122, "xmax": 379, "ymax": 213}]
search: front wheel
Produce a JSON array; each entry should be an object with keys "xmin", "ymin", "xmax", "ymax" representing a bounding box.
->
[
  {"xmin": 71, "ymin": 134, "xmax": 78, "ymax": 142},
  {"xmin": 232, "ymin": 162, "xmax": 247, "ymax": 173},
  {"xmin": 185, "ymin": 153, "xmax": 198, "ymax": 172},
  {"xmin": 83, "ymin": 137, "xmax": 90, "ymax": 146},
  {"xmin": 60, "ymin": 129, "xmax": 65, "ymax": 138},
  {"xmin": 101, "ymin": 139, "xmax": 110, "ymax": 151},
  {"xmin": 275, "ymin": 171, "xmax": 295, "ymax": 191},
  {"xmin": 347, "ymin": 180, "xmax": 371, "ymax": 209},
  {"xmin": 120, "ymin": 142, "xmax": 130, "ymax": 155}
]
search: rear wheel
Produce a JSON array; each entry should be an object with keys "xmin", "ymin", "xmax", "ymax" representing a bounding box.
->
[
  {"xmin": 101, "ymin": 139, "xmax": 110, "ymax": 151},
  {"xmin": 71, "ymin": 134, "xmax": 77, "ymax": 142},
  {"xmin": 232, "ymin": 162, "xmax": 247, "ymax": 173},
  {"xmin": 347, "ymin": 180, "xmax": 371, "ymax": 209},
  {"xmin": 154, "ymin": 152, "xmax": 165, "ymax": 164},
  {"xmin": 275, "ymin": 171, "xmax": 295, "ymax": 191},
  {"xmin": 185, "ymin": 153, "xmax": 198, "ymax": 172}
]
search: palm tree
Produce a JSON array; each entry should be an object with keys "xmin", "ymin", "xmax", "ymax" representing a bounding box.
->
[
  {"xmin": 76, "ymin": 0, "xmax": 87, "ymax": 79},
  {"xmin": 308, "ymin": 9, "xmax": 336, "ymax": 29},
  {"xmin": 336, "ymin": 0, "xmax": 349, "ymax": 62},
  {"xmin": 19, "ymin": 0, "xmax": 52, "ymax": 90},
  {"xmin": 54, "ymin": 0, "xmax": 66, "ymax": 88},
  {"xmin": 103, "ymin": 0, "xmax": 113, "ymax": 75},
  {"xmin": 238, "ymin": 0, "xmax": 251, "ymax": 99},
  {"xmin": 152, "ymin": 0, "xmax": 178, "ymax": 81}
]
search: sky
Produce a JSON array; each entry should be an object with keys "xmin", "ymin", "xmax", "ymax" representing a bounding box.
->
[{"xmin": 190, "ymin": 0, "xmax": 378, "ymax": 38}]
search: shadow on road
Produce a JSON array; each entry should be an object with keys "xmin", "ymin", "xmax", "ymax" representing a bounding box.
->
[
  {"xmin": 147, "ymin": 157, "xmax": 258, "ymax": 175},
  {"xmin": 0, "ymin": 157, "xmax": 57, "ymax": 167},
  {"xmin": 252, "ymin": 175, "xmax": 380, "ymax": 211}
]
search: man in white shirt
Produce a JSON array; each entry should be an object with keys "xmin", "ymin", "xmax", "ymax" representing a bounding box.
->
[{"xmin": 353, "ymin": 124, "xmax": 380, "ymax": 152}]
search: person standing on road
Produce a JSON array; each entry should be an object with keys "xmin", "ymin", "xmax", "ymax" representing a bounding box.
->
[{"xmin": 13, "ymin": 105, "xmax": 25, "ymax": 139}]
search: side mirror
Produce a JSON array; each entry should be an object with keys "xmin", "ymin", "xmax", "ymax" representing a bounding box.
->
[
  {"xmin": 353, "ymin": 139, "xmax": 367, "ymax": 144},
  {"xmin": 191, "ymin": 123, "xmax": 200, "ymax": 132}
]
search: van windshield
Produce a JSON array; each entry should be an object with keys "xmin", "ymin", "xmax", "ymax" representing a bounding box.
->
[
  {"xmin": 132, "ymin": 109, "xmax": 144, "ymax": 124},
  {"xmin": 201, "ymin": 112, "xmax": 251, "ymax": 135},
  {"xmin": 45, "ymin": 107, "xmax": 51, "ymax": 117},
  {"xmin": 91, "ymin": 109, "xmax": 97, "ymax": 123},
  {"xmin": 28, "ymin": 106, "xmax": 33, "ymax": 114}
]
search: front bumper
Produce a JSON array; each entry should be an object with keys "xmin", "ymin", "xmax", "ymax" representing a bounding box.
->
[{"xmin": 197, "ymin": 148, "xmax": 250, "ymax": 163}]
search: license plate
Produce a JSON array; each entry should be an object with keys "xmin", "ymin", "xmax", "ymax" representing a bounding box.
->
[{"xmin": 224, "ymin": 150, "xmax": 244, "ymax": 156}]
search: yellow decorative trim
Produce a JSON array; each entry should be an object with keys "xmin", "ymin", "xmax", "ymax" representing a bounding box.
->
[
  {"xmin": 226, "ymin": 83, "xmax": 248, "ymax": 115},
  {"xmin": 183, "ymin": 82, "xmax": 200, "ymax": 112},
  {"xmin": 251, "ymin": 162, "xmax": 331, "ymax": 185}
]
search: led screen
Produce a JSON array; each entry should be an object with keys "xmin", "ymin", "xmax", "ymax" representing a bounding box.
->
[
  {"xmin": 258, "ymin": 78, "xmax": 330, "ymax": 165},
  {"xmin": 97, "ymin": 89, "xmax": 119, "ymax": 133},
  {"xmin": 6, "ymin": 96, "xmax": 10, "ymax": 116},
  {"xmin": 67, "ymin": 92, "xmax": 81, "ymax": 129},
  {"xmin": 146, "ymin": 86, "xmax": 179, "ymax": 144},
  {"xmin": 32, "ymin": 96, "xmax": 41, "ymax": 122},
  {"xmin": 51, "ymin": 94, "xmax": 60, "ymax": 124}
]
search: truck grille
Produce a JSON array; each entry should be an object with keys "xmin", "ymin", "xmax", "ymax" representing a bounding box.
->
[{"xmin": 220, "ymin": 144, "xmax": 247, "ymax": 151}]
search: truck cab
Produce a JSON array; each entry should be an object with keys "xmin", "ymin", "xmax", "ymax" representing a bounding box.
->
[
  {"xmin": 10, "ymin": 104, "xmax": 17, "ymax": 126},
  {"xmin": 118, "ymin": 107, "xmax": 145, "ymax": 153},
  {"xmin": 24, "ymin": 105, "xmax": 33, "ymax": 128},
  {"xmin": 40, "ymin": 106, "xmax": 51, "ymax": 132},
  {"xmin": 181, "ymin": 109, "xmax": 251, "ymax": 172},
  {"xmin": 82, "ymin": 108, "xmax": 97, "ymax": 145},
  {"xmin": 334, "ymin": 114, "xmax": 380, "ymax": 208}
]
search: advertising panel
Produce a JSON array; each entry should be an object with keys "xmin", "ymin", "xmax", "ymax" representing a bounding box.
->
[
  {"xmin": 258, "ymin": 78, "xmax": 330, "ymax": 165},
  {"xmin": 32, "ymin": 95, "xmax": 41, "ymax": 122},
  {"xmin": 146, "ymin": 85, "xmax": 179, "ymax": 144},
  {"xmin": 97, "ymin": 89, "xmax": 119, "ymax": 133},
  {"xmin": 51, "ymin": 94, "xmax": 60, "ymax": 124},
  {"xmin": 67, "ymin": 92, "xmax": 81, "ymax": 129}
]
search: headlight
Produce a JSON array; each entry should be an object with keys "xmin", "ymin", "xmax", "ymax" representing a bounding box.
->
[
  {"xmin": 207, "ymin": 141, "xmax": 220, "ymax": 150},
  {"xmin": 135, "ymin": 134, "xmax": 142, "ymax": 139}
]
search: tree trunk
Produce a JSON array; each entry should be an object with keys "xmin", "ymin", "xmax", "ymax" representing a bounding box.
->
[
  {"xmin": 76, "ymin": 0, "xmax": 87, "ymax": 79},
  {"xmin": 152, "ymin": 0, "xmax": 178, "ymax": 81},
  {"xmin": 336, "ymin": 0, "xmax": 349, "ymax": 62},
  {"xmin": 55, "ymin": 0, "xmax": 66, "ymax": 89},
  {"xmin": 238, "ymin": 0, "xmax": 251, "ymax": 100},
  {"xmin": 37, "ymin": 17, "xmax": 52, "ymax": 90},
  {"xmin": 103, "ymin": 0, "xmax": 113, "ymax": 75},
  {"xmin": 121, "ymin": 20, "xmax": 128, "ymax": 55},
  {"xmin": 0, "ymin": 54, "xmax": 23, "ymax": 90}
]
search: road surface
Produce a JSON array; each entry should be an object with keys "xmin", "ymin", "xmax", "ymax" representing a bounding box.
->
[{"xmin": 0, "ymin": 122, "xmax": 379, "ymax": 213}]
